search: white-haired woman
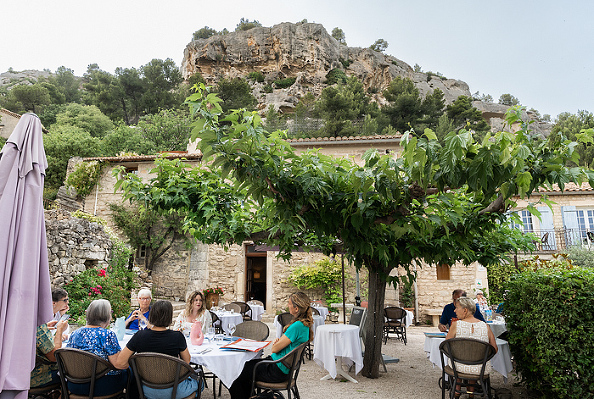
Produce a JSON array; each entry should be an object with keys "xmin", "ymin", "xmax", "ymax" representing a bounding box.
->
[
  {"xmin": 126, "ymin": 288, "xmax": 152, "ymax": 330},
  {"xmin": 67, "ymin": 299, "xmax": 127, "ymax": 396},
  {"xmin": 173, "ymin": 290, "xmax": 212, "ymax": 335}
]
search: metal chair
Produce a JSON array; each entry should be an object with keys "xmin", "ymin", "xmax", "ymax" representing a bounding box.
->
[
  {"xmin": 28, "ymin": 383, "xmax": 61, "ymax": 399},
  {"xmin": 250, "ymin": 299, "xmax": 264, "ymax": 306},
  {"xmin": 223, "ymin": 303, "xmax": 241, "ymax": 314},
  {"xmin": 310, "ymin": 307, "xmax": 320, "ymax": 316},
  {"xmin": 250, "ymin": 342, "xmax": 308, "ymax": 399},
  {"xmin": 232, "ymin": 320, "xmax": 269, "ymax": 341},
  {"xmin": 129, "ymin": 352, "xmax": 203, "ymax": 399},
  {"xmin": 232, "ymin": 301, "xmax": 253, "ymax": 321},
  {"xmin": 439, "ymin": 338, "xmax": 496, "ymax": 399},
  {"xmin": 209, "ymin": 311, "xmax": 223, "ymax": 334},
  {"xmin": 54, "ymin": 348, "xmax": 126, "ymax": 399},
  {"xmin": 277, "ymin": 312, "xmax": 294, "ymax": 331},
  {"xmin": 383, "ymin": 306, "xmax": 407, "ymax": 344}
]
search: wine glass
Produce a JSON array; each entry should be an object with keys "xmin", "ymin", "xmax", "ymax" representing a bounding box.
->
[
  {"xmin": 227, "ymin": 322, "xmax": 236, "ymax": 337},
  {"xmin": 206, "ymin": 327, "xmax": 215, "ymax": 343},
  {"xmin": 138, "ymin": 317, "xmax": 147, "ymax": 330}
]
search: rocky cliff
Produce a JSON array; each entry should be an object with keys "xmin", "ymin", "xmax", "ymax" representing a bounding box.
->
[{"xmin": 181, "ymin": 22, "xmax": 471, "ymax": 112}]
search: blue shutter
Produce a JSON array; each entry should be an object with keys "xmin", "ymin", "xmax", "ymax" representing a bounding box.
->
[
  {"xmin": 561, "ymin": 206, "xmax": 579, "ymax": 247},
  {"xmin": 537, "ymin": 207, "xmax": 556, "ymax": 250}
]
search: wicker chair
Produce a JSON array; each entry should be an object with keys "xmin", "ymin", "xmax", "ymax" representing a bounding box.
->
[
  {"xmin": 223, "ymin": 303, "xmax": 241, "ymax": 314},
  {"xmin": 209, "ymin": 311, "xmax": 223, "ymax": 334},
  {"xmin": 54, "ymin": 348, "xmax": 126, "ymax": 399},
  {"xmin": 250, "ymin": 300, "xmax": 264, "ymax": 307},
  {"xmin": 28, "ymin": 382, "xmax": 61, "ymax": 399},
  {"xmin": 383, "ymin": 306, "xmax": 407, "ymax": 345},
  {"xmin": 250, "ymin": 342, "xmax": 308, "ymax": 399},
  {"xmin": 310, "ymin": 307, "xmax": 320, "ymax": 316},
  {"xmin": 232, "ymin": 320, "xmax": 269, "ymax": 341},
  {"xmin": 277, "ymin": 312, "xmax": 294, "ymax": 330},
  {"xmin": 439, "ymin": 338, "xmax": 496, "ymax": 399},
  {"xmin": 129, "ymin": 352, "xmax": 203, "ymax": 399},
  {"xmin": 232, "ymin": 301, "xmax": 253, "ymax": 321}
]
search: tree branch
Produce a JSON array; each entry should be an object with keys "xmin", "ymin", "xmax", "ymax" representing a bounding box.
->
[{"xmin": 478, "ymin": 194, "xmax": 505, "ymax": 215}]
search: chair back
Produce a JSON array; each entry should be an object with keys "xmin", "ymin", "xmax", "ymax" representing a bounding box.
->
[
  {"xmin": 310, "ymin": 307, "xmax": 320, "ymax": 316},
  {"xmin": 277, "ymin": 312, "xmax": 294, "ymax": 330},
  {"xmin": 233, "ymin": 320, "xmax": 269, "ymax": 341},
  {"xmin": 349, "ymin": 306, "xmax": 366, "ymax": 329},
  {"xmin": 439, "ymin": 338, "xmax": 496, "ymax": 374},
  {"xmin": 384, "ymin": 306, "xmax": 406, "ymax": 322},
  {"xmin": 251, "ymin": 342, "xmax": 308, "ymax": 396},
  {"xmin": 129, "ymin": 352, "xmax": 201, "ymax": 399},
  {"xmin": 54, "ymin": 348, "xmax": 120, "ymax": 399},
  {"xmin": 209, "ymin": 311, "xmax": 222, "ymax": 334},
  {"xmin": 223, "ymin": 303, "xmax": 241, "ymax": 313},
  {"xmin": 232, "ymin": 301, "xmax": 253, "ymax": 320},
  {"xmin": 250, "ymin": 300, "xmax": 264, "ymax": 306}
]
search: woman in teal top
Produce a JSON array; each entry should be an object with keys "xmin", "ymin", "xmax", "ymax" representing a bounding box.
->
[{"xmin": 230, "ymin": 292, "xmax": 313, "ymax": 399}]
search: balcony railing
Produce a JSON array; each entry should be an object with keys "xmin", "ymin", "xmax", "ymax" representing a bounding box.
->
[{"xmin": 522, "ymin": 228, "xmax": 594, "ymax": 252}]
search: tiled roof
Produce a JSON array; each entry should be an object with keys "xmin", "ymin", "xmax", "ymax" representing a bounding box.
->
[
  {"xmin": 537, "ymin": 182, "xmax": 594, "ymax": 193},
  {"xmin": 286, "ymin": 134, "xmax": 402, "ymax": 144},
  {"xmin": 82, "ymin": 152, "xmax": 202, "ymax": 162}
]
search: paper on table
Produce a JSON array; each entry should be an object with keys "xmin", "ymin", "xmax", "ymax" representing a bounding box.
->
[
  {"xmin": 220, "ymin": 338, "xmax": 271, "ymax": 352},
  {"xmin": 424, "ymin": 332, "xmax": 446, "ymax": 338}
]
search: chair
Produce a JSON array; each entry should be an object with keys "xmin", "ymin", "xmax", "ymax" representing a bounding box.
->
[
  {"xmin": 310, "ymin": 307, "xmax": 320, "ymax": 316},
  {"xmin": 232, "ymin": 320, "xmax": 269, "ymax": 341},
  {"xmin": 129, "ymin": 352, "xmax": 203, "ymax": 399},
  {"xmin": 250, "ymin": 342, "xmax": 308, "ymax": 399},
  {"xmin": 250, "ymin": 299, "xmax": 264, "ymax": 306},
  {"xmin": 54, "ymin": 348, "xmax": 125, "ymax": 399},
  {"xmin": 210, "ymin": 311, "xmax": 223, "ymax": 334},
  {"xmin": 28, "ymin": 383, "xmax": 61, "ymax": 399},
  {"xmin": 383, "ymin": 306, "xmax": 407, "ymax": 345},
  {"xmin": 232, "ymin": 301, "xmax": 253, "ymax": 321},
  {"xmin": 277, "ymin": 312, "xmax": 294, "ymax": 330},
  {"xmin": 223, "ymin": 303, "xmax": 241, "ymax": 313},
  {"xmin": 439, "ymin": 338, "xmax": 496, "ymax": 399}
]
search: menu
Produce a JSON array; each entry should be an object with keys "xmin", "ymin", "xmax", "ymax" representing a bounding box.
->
[{"xmin": 220, "ymin": 338, "xmax": 271, "ymax": 352}]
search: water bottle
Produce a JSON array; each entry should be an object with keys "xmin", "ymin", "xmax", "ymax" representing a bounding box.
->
[{"xmin": 485, "ymin": 309, "xmax": 492, "ymax": 321}]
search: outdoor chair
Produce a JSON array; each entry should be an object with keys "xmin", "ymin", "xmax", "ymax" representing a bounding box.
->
[
  {"xmin": 438, "ymin": 338, "xmax": 496, "ymax": 399},
  {"xmin": 232, "ymin": 301, "xmax": 253, "ymax": 321},
  {"xmin": 310, "ymin": 307, "xmax": 320, "ymax": 316},
  {"xmin": 277, "ymin": 312, "xmax": 294, "ymax": 330},
  {"xmin": 209, "ymin": 311, "xmax": 223, "ymax": 334},
  {"xmin": 351, "ymin": 306, "xmax": 396, "ymax": 373},
  {"xmin": 250, "ymin": 342, "xmax": 308, "ymax": 399},
  {"xmin": 129, "ymin": 352, "xmax": 203, "ymax": 399},
  {"xmin": 232, "ymin": 320, "xmax": 269, "ymax": 341},
  {"xmin": 28, "ymin": 383, "xmax": 61, "ymax": 399},
  {"xmin": 250, "ymin": 299, "xmax": 264, "ymax": 306},
  {"xmin": 383, "ymin": 306, "xmax": 407, "ymax": 345},
  {"xmin": 223, "ymin": 303, "xmax": 241, "ymax": 314},
  {"xmin": 54, "ymin": 348, "xmax": 126, "ymax": 399}
]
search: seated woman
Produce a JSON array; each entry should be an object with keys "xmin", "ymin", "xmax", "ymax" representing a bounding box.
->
[
  {"xmin": 66, "ymin": 299, "xmax": 128, "ymax": 396},
  {"xmin": 445, "ymin": 297, "xmax": 497, "ymax": 398},
  {"xmin": 115, "ymin": 300, "xmax": 199, "ymax": 399},
  {"xmin": 229, "ymin": 291, "xmax": 313, "ymax": 399},
  {"xmin": 173, "ymin": 290, "xmax": 212, "ymax": 335},
  {"xmin": 126, "ymin": 287, "xmax": 152, "ymax": 330},
  {"xmin": 30, "ymin": 320, "xmax": 68, "ymax": 388}
]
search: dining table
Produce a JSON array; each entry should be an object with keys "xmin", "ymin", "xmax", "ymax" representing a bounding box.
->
[
  {"xmin": 213, "ymin": 310, "xmax": 244, "ymax": 335},
  {"xmin": 423, "ymin": 334, "xmax": 514, "ymax": 381},
  {"xmin": 313, "ymin": 324, "xmax": 363, "ymax": 383},
  {"xmin": 274, "ymin": 314, "xmax": 325, "ymax": 338},
  {"xmin": 486, "ymin": 320, "xmax": 507, "ymax": 338},
  {"xmin": 247, "ymin": 303, "xmax": 265, "ymax": 321},
  {"xmin": 312, "ymin": 305, "xmax": 329, "ymax": 321}
]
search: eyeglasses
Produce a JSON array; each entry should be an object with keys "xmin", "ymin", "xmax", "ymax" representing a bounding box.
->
[
  {"xmin": 60, "ymin": 298, "xmax": 69, "ymax": 303},
  {"xmin": 139, "ymin": 297, "xmax": 151, "ymax": 301}
]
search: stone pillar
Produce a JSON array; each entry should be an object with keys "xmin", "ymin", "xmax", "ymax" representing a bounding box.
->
[{"xmin": 186, "ymin": 242, "xmax": 210, "ymax": 298}]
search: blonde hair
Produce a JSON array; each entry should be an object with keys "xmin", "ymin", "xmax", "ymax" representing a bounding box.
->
[
  {"xmin": 184, "ymin": 290, "xmax": 206, "ymax": 317},
  {"xmin": 283, "ymin": 292, "xmax": 314, "ymax": 342},
  {"xmin": 457, "ymin": 297, "xmax": 477, "ymax": 314}
]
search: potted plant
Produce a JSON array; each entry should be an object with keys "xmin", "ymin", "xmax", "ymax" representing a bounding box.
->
[{"xmin": 203, "ymin": 287, "xmax": 224, "ymax": 309}]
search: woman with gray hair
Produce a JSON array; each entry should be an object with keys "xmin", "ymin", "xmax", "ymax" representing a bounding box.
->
[
  {"xmin": 66, "ymin": 299, "xmax": 128, "ymax": 396},
  {"xmin": 126, "ymin": 287, "xmax": 152, "ymax": 330}
]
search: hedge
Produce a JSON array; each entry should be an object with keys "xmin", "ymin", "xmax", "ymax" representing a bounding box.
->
[{"xmin": 505, "ymin": 266, "xmax": 594, "ymax": 398}]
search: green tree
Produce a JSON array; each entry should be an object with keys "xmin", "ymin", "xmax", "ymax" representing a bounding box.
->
[
  {"xmin": 100, "ymin": 123, "xmax": 155, "ymax": 156},
  {"xmin": 47, "ymin": 66, "xmax": 81, "ymax": 103},
  {"xmin": 216, "ymin": 77, "xmax": 257, "ymax": 113},
  {"xmin": 369, "ymin": 39, "xmax": 388, "ymax": 52},
  {"xmin": 1, "ymin": 83, "xmax": 51, "ymax": 114},
  {"xmin": 82, "ymin": 64, "xmax": 125, "ymax": 122},
  {"xmin": 235, "ymin": 18, "xmax": 262, "ymax": 31},
  {"xmin": 43, "ymin": 125, "xmax": 103, "ymax": 189},
  {"xmin": 331, "ymin": 27, "xmax": 346, "ymax": 44},
  {"xmin": 552, "ymin": 110, "xmax": 594, "ymax": 166},
  {"xmin": 115, "ymin": 66, "xmax": 145, "ymax": 125},
  {"xmin": 140, "ymin": 58, "xmax": 184, "ymax": 115},
  {"xmin": 193, "ymin": 26, "xmax": 217, "ymax": 40},
  {"xmin": 446, "ymin": 95, "xmax": 490, "ymax": 135},
  {"xmin": 136, "ymin": 108, "xmax": 193, "ymax": 151},
  {"xmin": 381, "ymin": 76, "xmax": 424, "ymax": 133},
  {"xmin": 117, "ymin": 88, "xmax": 593, "ymax": 377},
  {"xmin": 53, "ymin": 103, "xmax": 114, "ymax": 138},
  {"xmin": 498, "ymin": 93, "xmax": 521, "ymax": 106},
  {"xmin": 472, "ymin": 91, "xmax": 493, "ymax": 103},
  {"xmin": 413, "ymin": 63, "xmax": 422, "ymax": 73}
]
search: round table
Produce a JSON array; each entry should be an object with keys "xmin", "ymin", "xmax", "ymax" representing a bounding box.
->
[
  {"xmin": 213, "ymin": 311, "xmax": 243, "ymax": 335},
  {"xmin": 486, "ymin": 320, "xmax": 507, "ymax": 337},
  {"xmin": 247, "ymin": 303, "xmax": 265, "ymax": 321},
  {"xmin": 312, "ymin": 305, "xmax": 329, "ymax": 321},
  {"xmin": 313, "ymin": 324, "xmax": 363, "ymax": 383}
]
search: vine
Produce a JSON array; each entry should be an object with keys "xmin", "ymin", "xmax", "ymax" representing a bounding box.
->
[
  {"xmin": 289, "ymin": 257, "xmax": 346, "ymax": 308},
  {"xmin": 66, "ymin": 160, "xmax": 106, "ymax": 199}
]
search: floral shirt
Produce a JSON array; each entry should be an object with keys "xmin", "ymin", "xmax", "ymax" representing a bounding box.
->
[
  {"xmin": 67, "ymin": 327, "xmax": 122, "ymax": 375},
  {"xmin": 30, "ymin": 324, "xmax": 57, "ymax": 388}
]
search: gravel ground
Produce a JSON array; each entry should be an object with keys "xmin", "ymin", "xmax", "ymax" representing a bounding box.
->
[{"xmin": 209, "ymin": 324, "xmax": 535, "ymax": 399}]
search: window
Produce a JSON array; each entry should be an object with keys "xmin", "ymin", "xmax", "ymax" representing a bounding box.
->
[
  {"xmin": 136, "ymin": 245, "xmax": 147, "ymax": 258},
  {"xmin": 511, "ymin": 210, "xmax": 534, "ymax": 233},
  {"xmin": 436, "ymin": 264, "xmax": 450, "ymax": 280},
  {"xmin": 575, "ymin": 209, "xmax": 594, "ymax": 242}
]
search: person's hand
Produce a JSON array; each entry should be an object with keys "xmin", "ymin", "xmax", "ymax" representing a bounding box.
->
[
  {"xmin": 55, "ymin": 320, "xmax": 68, "ymax": 334},
  {"xmin": 47, "ymin": 320, "xmax": 58, "ymax": 329},
  {"xmin": 272, "ymin": 338, "xmax": 280, "ymax": 345},
  {"xmin": 438, "ymin": 323, "xmax": 448, "ymax": 332}
]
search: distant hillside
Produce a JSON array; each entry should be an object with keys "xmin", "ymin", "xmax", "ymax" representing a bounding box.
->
[{"xmin": 0, "ymin": 69, "xmax": 52, "ymax": 89}]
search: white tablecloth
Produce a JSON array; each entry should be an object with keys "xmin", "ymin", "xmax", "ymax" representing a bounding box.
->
[
  {"xmin": 486, "ymin": 321, "xmax": 507, "ymax": 338},
  {"xmin": 214, "ymin": 311, "xmax": 243, "ymax": 335},
  {"xmin": 188, "ymin": 341, "xmax": 261, "ymax": 387},
  {"xmin": 405, "ymin": 310, "xmax": 414, "ymax": 327},
  {"xmin": 313, "ymin": 324, "xmax": 363, "ymax": 379},
  {"xmin": 274, "ymin": 314, "xmax": 324, "ymax": 338},
  {"xmin": 424, "ymin": 336, "xmax": 513, "ymax": 380},
  {"xmin": 312, "ymin": 305, "xmax": 329, "ymax": 321},
  {"xmin": 248, "ymin": 304, "xmax": 265, "ymax": 321}
]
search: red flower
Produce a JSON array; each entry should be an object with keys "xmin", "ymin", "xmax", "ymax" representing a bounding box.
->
[{"xmin": 98, "ymin": 269, "xmax": 107, "ymax": 277}]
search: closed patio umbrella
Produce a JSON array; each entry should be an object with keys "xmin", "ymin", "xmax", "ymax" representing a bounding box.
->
[{"xmin": 0, "ymin": 114, "xmax": 53, "ymax": 399}]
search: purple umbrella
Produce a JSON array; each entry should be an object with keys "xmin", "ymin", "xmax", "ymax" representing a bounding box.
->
[{"xmin": 0, "ymin": 114, "xmax": 53, "ymax": 399}]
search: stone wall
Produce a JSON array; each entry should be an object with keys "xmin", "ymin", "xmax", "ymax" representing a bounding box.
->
[{"xmin": 45, "ymin": 208, "xmax": 112, "ymax": 286}]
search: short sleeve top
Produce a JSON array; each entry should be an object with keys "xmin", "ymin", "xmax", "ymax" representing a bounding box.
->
[
  {"xmin": 126, "ymin": 329, "xmax": 187, "ymax": 358},
  {"xmin": 271, "ymin": 320, "xmax": 310, "ymax": 374},
  {"xmin": 67, "ymin": 327, "xmax": 122, "ymax": 375},
  {"xmin": 31, "ymin": 324, "xmax": 57, "ymax": 387}
]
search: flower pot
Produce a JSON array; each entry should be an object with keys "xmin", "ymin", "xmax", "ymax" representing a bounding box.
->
[{"xmin": 205, "ymin": 293, "xmax": 219, "ymax": 309}]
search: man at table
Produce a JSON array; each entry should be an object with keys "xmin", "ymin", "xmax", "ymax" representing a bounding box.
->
[{"xmin": 438, "ymin": 289, "xmax": 485, "ymax": 332}]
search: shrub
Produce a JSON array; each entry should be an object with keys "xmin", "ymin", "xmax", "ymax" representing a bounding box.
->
[
  {"xmin": 262, "ymin": 84, "xmax": 273, "ymax": 93},
  {"xmin": 339, "ymin": 58, "xmax": 351, "ymax": 68},
  {"xmin": 324, "ymin": 68, "xmax": 347, "ymax": 85},
  {"xmin": 288, "ymin": 257, "xmax": 345, "ymax": 309},
  {"xmin": 66, "ymin": 160, "xmax": 105, "ymax": 199},
  {"xmin": 505, "ymin": 265, "xmax": 594, "ymax": 398},
  {"xmin": 273, "ymin": 77, "xmax": 296, "ymax": 89},
  {"xmin": 247, "ymin": 71, "xmax": 265, "ymax": 83}
]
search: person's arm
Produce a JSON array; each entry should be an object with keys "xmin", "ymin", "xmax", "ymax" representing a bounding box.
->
[
  {"xmin": 180, "ymin": 348, "xmax": 191, "ymax": 364},
  {"xmin": 172, "ymin": 312, "xmax": 185, "ymax": 331},
  {"xmin": 125, "ymin": 310, "xmax": 139, "ymax": 328},
  {"xmin": 475, "ymin": 305, "xmax": 486, "ymax": 322},
  {"xmin": 487, "ymin": 325, "xmax": 498, "ymax": 353},
  {"xmin": 438, "ymin": 305, "xmax": 450, "ymax": 332},
  {"xmin": 113, "ymin": 346, "xmax": 134, "ymax": 369},
  {"xmin": 271, "ymin": 335, "xmax": 292, "ymax": 354},
  {"xmin": 44, "ymin": 321, "xmax": 68, "ymax": 362},
  {"xmin": 445, "ymin": 320, "xmax": 457, "ymax": 340}
]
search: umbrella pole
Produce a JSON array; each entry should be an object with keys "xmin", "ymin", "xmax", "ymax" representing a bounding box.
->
[{"xmin": 342, "ymin": 254, "xmax": 346, "ymax": 324}]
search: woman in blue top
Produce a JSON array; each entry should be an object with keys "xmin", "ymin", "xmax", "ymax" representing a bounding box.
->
[
  {"xmin": 230, "ymin": 292, "xmax": 313, "ymax": 399},
  {"xmin": 67, "ymin": 299, "xmax": 128, "ymax": 396},
  {"xmin": 126, "ymin": 288, "xmax": 152, "ymax": 330}
]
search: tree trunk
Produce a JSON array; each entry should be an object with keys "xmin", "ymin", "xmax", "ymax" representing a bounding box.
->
[{"xmin": 361, "ymin": 266, "xmax": 387, "ymax": 378}]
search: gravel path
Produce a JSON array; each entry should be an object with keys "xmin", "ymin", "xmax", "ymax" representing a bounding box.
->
[{"xmin": 209, "ymin": 324, "xmax": 535, "ymax": 399}]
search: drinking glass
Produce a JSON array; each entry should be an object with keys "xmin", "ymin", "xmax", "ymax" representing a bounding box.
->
[
  {"xmin": 228, "ymin": 323, "xmax": 236, "ymax": 337},
  {"xmin": 138, "ymin": 318, "xmax": 147, "ymax": 330},
  {"xmin": 206, "ymin": 327, "xmax": 215, "ymax": 343}
]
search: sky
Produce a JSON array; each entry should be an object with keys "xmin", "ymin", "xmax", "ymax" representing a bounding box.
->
[{"xmin": 1, "ymin": 0, "xmax": 592, "ymax": 119}]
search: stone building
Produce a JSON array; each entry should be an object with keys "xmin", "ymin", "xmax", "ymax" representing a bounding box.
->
[{"xmin": 0, "ymin": 108, "xmax": 22, "ymax": 139}]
